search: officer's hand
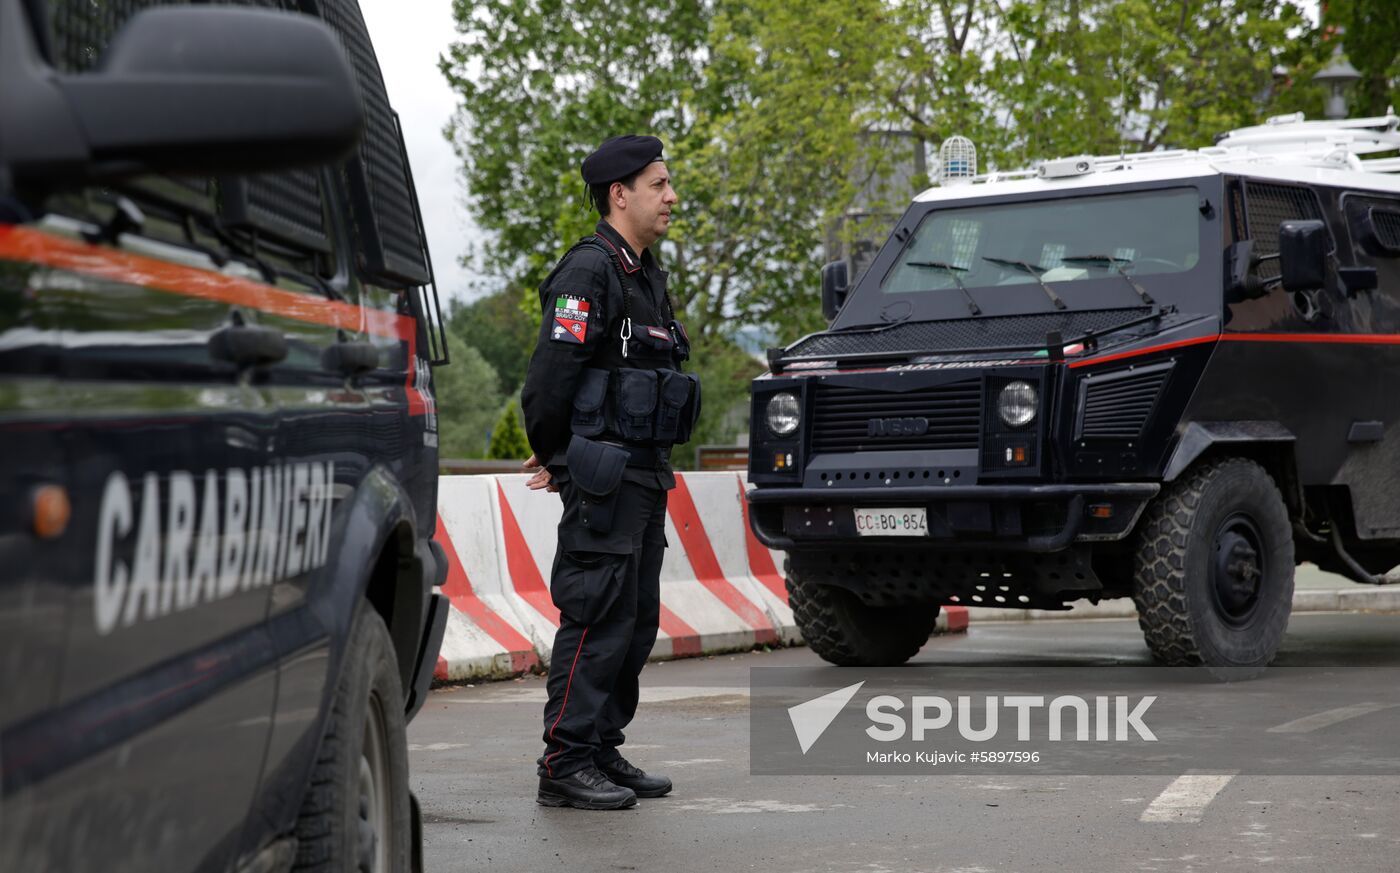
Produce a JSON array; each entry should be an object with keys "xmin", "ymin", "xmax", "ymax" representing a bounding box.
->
[{"xmin": 523, "ymin": 454, "xmax": 558, "ymax": 492}]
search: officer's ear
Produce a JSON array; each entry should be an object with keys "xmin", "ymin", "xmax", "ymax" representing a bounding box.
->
[{"xmin": 609, "ymin": 180, "xmax": 627, "ymax": 213}]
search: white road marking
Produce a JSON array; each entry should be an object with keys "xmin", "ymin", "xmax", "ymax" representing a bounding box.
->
[
  {"xmin": 442, "ymin": 685, "xmax": 749, "ymax": 704},
  {"xmin": 1139, "ymin": 774, "xmax": 1236, "ymax": 823},
  {"xmin": 659, "ymin": 758, "xmax": 726, "ymax": 766},
  {"xmin": 673, "ymin": 798, "xmax": 833, "ymax": 814},
  {"xmin": 1266, "ymin": 702, "xmax": 1398, "ymax": 733},
  {"xmin": 408, "ymin": 742, "xmax": 469, "ymax": 751}
]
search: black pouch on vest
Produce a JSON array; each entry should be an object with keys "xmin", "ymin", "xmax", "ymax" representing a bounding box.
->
[
  {"xmin": 570, "ymin": 368, "xmax": 610, "ymax": 437},
  {"xmin": 615, "ymin": 368, "xmax": 658, "ymax": 441},
  {"xmin": 654, "ymin": 370, "xmax": 693, "ymax": 444},
  {"xmin": 565, "ymin": 435, "xmax": 628, "ymax": 534},
  {"xmin": 668, "ymin": 319, "xmax": 691, "ymax": 362},
  {"xmin": 675, "ymin": 373, "xmax": 702, "ymax": 445}
]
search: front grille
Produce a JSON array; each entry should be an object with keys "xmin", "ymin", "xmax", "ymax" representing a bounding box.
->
[
  {"xmin": 810, "ymin": 380, "xmax": 981, "ymax": 453},
  {"xmin": 1078, "ymin": 363, "xmax": 1171, "ymax": 439},
  {"xmin": 785, "ymin": 308, "xmax": 1153, "ymax": 361}
]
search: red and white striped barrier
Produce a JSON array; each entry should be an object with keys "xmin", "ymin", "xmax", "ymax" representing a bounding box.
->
[{"xmin": 433, "ymin": 472, "xmax": 967, "ymax": 680}]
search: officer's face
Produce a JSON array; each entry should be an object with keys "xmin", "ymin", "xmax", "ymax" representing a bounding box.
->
[{"xmin": 616, "ymin": 162, "xmax": 678, "ymax": 245}]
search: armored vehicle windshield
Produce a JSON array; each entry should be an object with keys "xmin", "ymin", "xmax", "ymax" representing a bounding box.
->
[{"xmin": 841, "ymin": 185, "xmax": 1213, "ymax": 326}]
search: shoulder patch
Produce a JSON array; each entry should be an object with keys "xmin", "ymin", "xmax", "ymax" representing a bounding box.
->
[{"xmin": 550, "ymin": 294, "xmax": 591, "ymax": 344}]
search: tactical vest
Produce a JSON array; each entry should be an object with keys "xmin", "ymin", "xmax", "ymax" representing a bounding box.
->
[{"xmin": 557, "ymin": 235, "xmax": 702, "ymax": 448}]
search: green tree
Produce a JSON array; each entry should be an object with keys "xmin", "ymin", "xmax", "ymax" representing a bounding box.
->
[
  {"xmin": 447, "ymin": 287, "xmax": 537, "ymax": 395},
  {"xmin": 487, "ymin": 401, "xmax": 532, "ymax": 460},
  {"xmin": 434, "ymin": 331, "xmax": 504, "ymax": 459}
]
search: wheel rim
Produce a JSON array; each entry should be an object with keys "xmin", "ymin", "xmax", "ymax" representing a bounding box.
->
[
  {"xmin": 357, "ymin": 692, "xmax": 391, "ymax": 873},
  {"xmin": 1210, "ymin": 512, "xmax": 1265, "ymax": 626}
]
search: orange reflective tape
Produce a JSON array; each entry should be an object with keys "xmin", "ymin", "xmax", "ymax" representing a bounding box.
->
[{"xmin": 0, "ymin": 224, "xmax": 413, "ymax": 340}]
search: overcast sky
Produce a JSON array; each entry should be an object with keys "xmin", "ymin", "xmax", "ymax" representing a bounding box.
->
[{"xmin": 359, "ymin": 0, "xmax": 484, "ymax": 304}]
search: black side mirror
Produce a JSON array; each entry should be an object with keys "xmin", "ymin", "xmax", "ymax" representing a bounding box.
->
[
  {"xmin": 1, "ymin": 6, "xmax": 364, "ymax": 182},
  {"xmin": 1278, "ymin": 220, "xmax": 1328, "ymax": 293},
  {"xmin": 821, "ymin": 260, "xmax": 850, "ymax": 322}
]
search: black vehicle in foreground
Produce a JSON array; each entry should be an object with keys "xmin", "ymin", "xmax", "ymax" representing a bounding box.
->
[
  {"xmin": 748, "ymin": 115, "xmax": 1400, "ymax": 672},
  {"xmin": 1, "ymin": 2, "xmax": 450, "ymax": 871}
]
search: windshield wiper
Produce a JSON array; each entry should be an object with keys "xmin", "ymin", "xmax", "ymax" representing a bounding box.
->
[
  {"xmin": 906, "ymin": 260, "xmax": 982, "ymax": 316},
  {"xmin": 981, "ymin": 255, "xmax": 1066, "ymax": 311},
  {"xmin": 1061, "ymin": 254, "xmax": 1154, "ymax": 305}
]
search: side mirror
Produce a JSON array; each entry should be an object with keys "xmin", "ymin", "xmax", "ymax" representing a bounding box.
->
[
  {"xmin": 1278, "ymin": 220, "xmax": 1328, "ymax": 293},
  {"xmin": 2, "ymin": 7, "xmax": 364, "ymax": 182},
  {"xmin": 821, "ymin": 260, "xmax": 850, "ymax": 322}
]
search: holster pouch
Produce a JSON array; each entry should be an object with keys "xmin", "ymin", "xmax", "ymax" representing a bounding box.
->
[
  {"xmin": 615, "ymin": 368, "xmax": 658, "ymax": 441},
  {"xmin": 565, "ymin": 434, "xmax": 628, "ymax": 534},
  {"xmin": 570, "ymin": 368, "xmax": 610, "ymax": 437},
  {"xmin": 675, "ymin": 373, "xmax": 702, "ymax": 445},
  {"xmin": 668, "ymin": 319, "xmax": 691, "ymax": 362},
  {"xmin": 654, "ymin": 370, "xmax": 693, "ymax": 444}
]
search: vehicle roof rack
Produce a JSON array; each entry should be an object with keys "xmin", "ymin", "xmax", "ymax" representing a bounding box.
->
[{"xmin": 938, "ymin": 111, "xmax": 1400, "ymax": 188}]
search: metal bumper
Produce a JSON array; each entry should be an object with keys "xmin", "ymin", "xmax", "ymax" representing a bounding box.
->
[{"xmin": 745, "ymin": 482, "xmax": 1160, "ymax": 553}]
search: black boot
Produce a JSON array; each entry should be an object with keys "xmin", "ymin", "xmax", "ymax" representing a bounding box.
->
[
  {"xmin": 598, "ymin": 756, "xmax": 672, "ymax": 798},
  {"xmin": 538, "ymin": 765, "xmax": 638, "ymax": 810}
]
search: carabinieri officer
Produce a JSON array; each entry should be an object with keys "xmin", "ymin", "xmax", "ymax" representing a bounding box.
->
[{"xmin": 520, "ymin": 134, "xmax": 700, "ymax": 810}]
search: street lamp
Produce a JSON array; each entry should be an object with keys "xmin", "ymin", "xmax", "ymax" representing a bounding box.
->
[{"xmin": 1313, "ymin": 44, "xmax": 1361, "ymax": 121}]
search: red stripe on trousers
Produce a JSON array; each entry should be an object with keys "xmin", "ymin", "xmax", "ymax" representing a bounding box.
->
[
  {"xmin": 542, "ymin": 627, "xmax": 589, "ymax": 778},
  {"xmin": 668, "ymin": 475, "xmax": 779, "ymax": 644},
  {"xmin": 433, "ymin": 512, "xmax": 540, "ymax": 672},
  {"xmin": 735, "ymin": 474, "xmax": 788, "ymax": 604},
  {"xmin": 496, "ymin": 482, "xmax": 561, "ymax": 625}
]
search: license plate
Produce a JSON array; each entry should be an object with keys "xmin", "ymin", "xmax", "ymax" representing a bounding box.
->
[{"xmin": 853, "ymin": 507, "xmax": 928, "ymax": 537}]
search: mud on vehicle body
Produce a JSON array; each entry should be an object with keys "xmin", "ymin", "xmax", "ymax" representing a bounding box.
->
[
  {"xmin": 0, "ymin": 2, "xmax": 450, "ymax": 871},
  {"xmin": 747, "ymin": 113, "xmax": 1400, "ymax": 672}
]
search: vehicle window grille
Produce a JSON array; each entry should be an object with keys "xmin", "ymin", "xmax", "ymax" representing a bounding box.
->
[
  {"xmin": 809, "ymin": 380, "xmax": 982, "ymax": 454},
  {"xmin": 1374, "ymin": 210, "xmax": 1400, "ymax": 250},
  {"xmin": 46, "ymin": 0, "xmax": 316, "ymax": 241},
  {"xmin": 786, "ymin": 308, "xmax": 1153, "ymax": 361},
  {"xmin": 317, "ymin": 0, "xmax": 432, "ymax": 287},
  {"xmin": 1076, "ymin": 362, "xmax": 1172, "ymax": 440},
  {"xmin": 1243, "ymin": 181, "xmax": 1324, "ymax": 280},
  {"xmin": 219, "ymin": 169, "xmax": 332, "ymax": 256}
]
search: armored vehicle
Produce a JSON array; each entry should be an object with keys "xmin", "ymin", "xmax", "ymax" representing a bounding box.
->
[
  {"xmin": 1, "ymin": 1, "xmax": 450, "ymax": 871},
  {"xmin": 747, "ymin": 113, "xmax": 1400, "ymax": 672}
]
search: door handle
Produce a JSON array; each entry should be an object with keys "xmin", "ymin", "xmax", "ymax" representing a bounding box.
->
[
  {"xmin": 209, "ymin": 324, "xmax": 288, "ymax": 367},
  {"xmin": 321, "ymin": 340, "xmax": 380, "ymax": 376}
]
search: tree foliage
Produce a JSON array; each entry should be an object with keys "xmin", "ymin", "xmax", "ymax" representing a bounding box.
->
[
  {"xmin": 446, "ymin": 287, "xmax": 537, "ymax": 396},
  {"xmin": 487, "ymin": 401, "xmax": 532, "ymax": 460},
  {"xmin": 434, "ymin": 331, "xmax": 504, "ymax": 459},
  {"xmin": 444, "ymin": 0, "xmax": 1339, "ymax": 348}
]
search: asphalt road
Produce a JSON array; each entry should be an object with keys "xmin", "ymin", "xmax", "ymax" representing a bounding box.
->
[{"xmin": 409, "ymin": 613, "xmax": 1400, "ymax": 873}]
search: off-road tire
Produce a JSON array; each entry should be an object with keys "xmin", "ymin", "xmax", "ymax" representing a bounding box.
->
[
  {"xmin": 1131, "ymin": 457, "xmax": 1294, "ymax": 672},
  {"xmin": 292, "ymin": 606, "xmax": 411, "ymax": 873},
  {"xmin": 785, "ymin": 556, "xmax": 940, "ymax": 666}
]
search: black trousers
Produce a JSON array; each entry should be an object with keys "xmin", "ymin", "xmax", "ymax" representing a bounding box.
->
[{"xmin": 538, "ymin": 479, "xmax": 667, "ymax": 779}]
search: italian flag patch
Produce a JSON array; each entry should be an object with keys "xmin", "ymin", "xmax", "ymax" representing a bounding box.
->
[{"xmin": 550, "ymin": 294, "xmax": 590, "ymax": 344}]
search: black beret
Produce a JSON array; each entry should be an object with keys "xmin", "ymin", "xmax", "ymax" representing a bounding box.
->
[{"xmin": 581, "ymin": 134, "xmax": 665, "ymax": 185}]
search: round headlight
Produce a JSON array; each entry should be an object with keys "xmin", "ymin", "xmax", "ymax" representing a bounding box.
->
[
  {"xmin": 998, "ymin": 381, "xmax": 1037, "ymax": 428},
  {"xmin": 766, "ymin": 392, "xmax": 801, "ymax": 436}
]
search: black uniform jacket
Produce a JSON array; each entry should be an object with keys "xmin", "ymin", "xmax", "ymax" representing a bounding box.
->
[{"xmin": 521, "ymin": 220, "xmax": 678, "ymax": 490}]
